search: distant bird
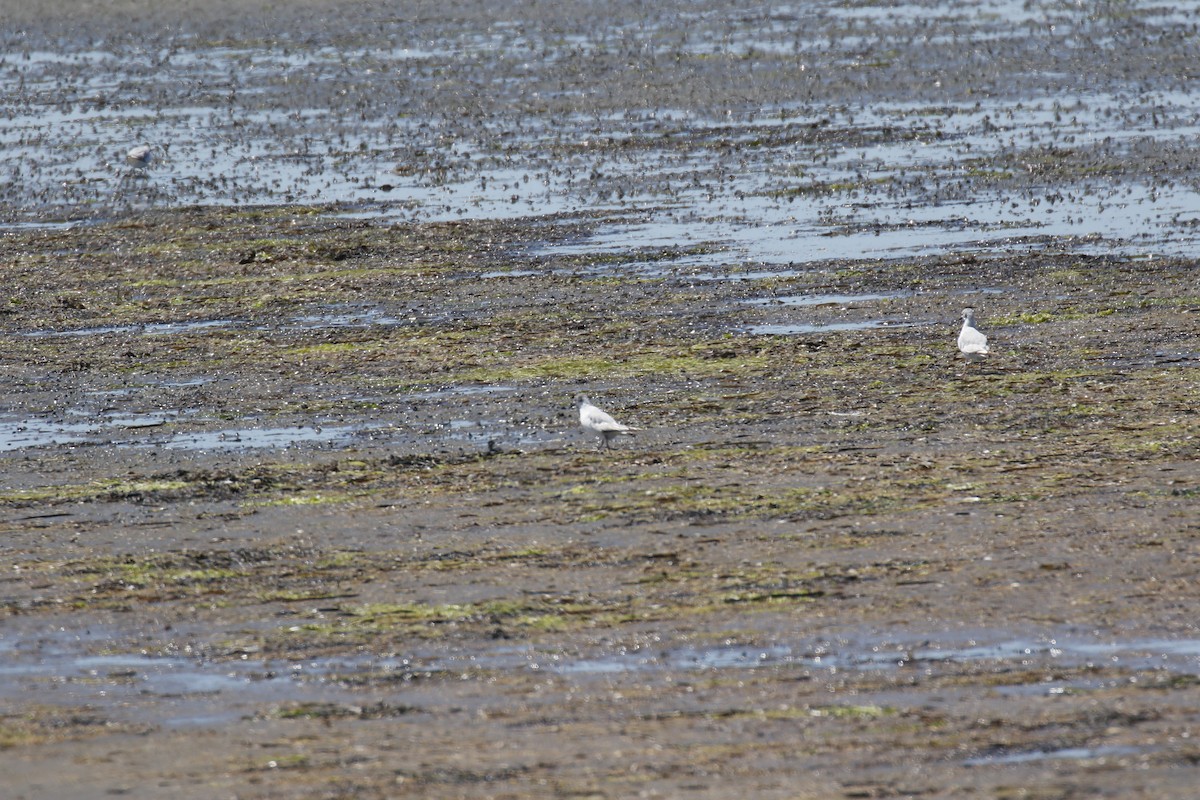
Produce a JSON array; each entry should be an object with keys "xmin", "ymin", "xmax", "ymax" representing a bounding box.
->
[
  {"xmin": 957, "ymin": 307, "xmax": 990, "ymax": 363},
  {"xmin": 576, "ymin": 394, "xmax": 639, "ymax": 450},
  {"xmin": 125, "ymin": 145, "xmax": 155, "ymax": 170}
]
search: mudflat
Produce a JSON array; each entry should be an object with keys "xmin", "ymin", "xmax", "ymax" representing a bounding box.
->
[{"xmin": 3, "ymin": 2, "xmax": 1200, "ymax": 799}]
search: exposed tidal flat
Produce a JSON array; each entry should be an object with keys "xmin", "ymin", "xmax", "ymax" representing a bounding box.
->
[{"xmin": 2, "ymin": 1, "xmax": 1200, "ymax": 797}]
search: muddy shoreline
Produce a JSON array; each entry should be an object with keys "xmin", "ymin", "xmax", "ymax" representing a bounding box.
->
[
  {"xmin": 4, "ymin": 205, "xmax": 1200, "ymax": 798},
  {"xmin": 5, "ymin": 1, "xmax": 1200, "ymax": 798}
]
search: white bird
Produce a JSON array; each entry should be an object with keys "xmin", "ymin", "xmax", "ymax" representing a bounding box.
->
[
  {"xmin": 957, "ymin": 307, "xmax": 990, "ymax": 363},
  {"xmin": 576, "ymin": 394, "xmax": 639, "ymax": 450},
  {"xmin": 125, "ymin": 145, "xmax": 154, "ymax": 170}
]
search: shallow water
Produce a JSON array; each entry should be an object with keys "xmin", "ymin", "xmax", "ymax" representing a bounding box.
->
[
  {"xmin": 0, "ymin": 417, "xmax": 556, "ymax": 453},
  {"xmin": 748, "ymin": 320, "xmax": 919, "ymax": 335},
  {"xmin": 0, "ymin": 384, "xmax": 557, "ymax": 453},
  {"xmin": 154, "ymin": 424, "xmax": 361, "ymax": 451},
  {"xmin": 963, "ymin": 745, "xmax": 1146, "ymax": 767},
  {"xmin": 20, "ymin": 308, "xmax": 414, "ymax": 339},
  {"xmin": 536, "ymin": 631, "xmax": 1200, "ymax": 678},
  {"xmin": 0, "ymin": 633, "xmax": 345, "ymax": 728},
  {"xmin": 744, "ymin": 291, "xmax": 909, "ymax": 307},
  {"xmin": 5, "ymin": 1, "xmax": 1200, "ymax": 270},
  {"xmin": 5, "ymin": 627, "xmax": 1198, "ymax": 730},
  {"xmin": 0, "ymin": 419, "xmax": 97, "ymax": 451}
]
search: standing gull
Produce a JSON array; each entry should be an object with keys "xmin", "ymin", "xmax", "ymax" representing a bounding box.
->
[
  {"xmin": 576, "ymin": 394, "xmax": 639, "ymax": 450},
  {"xmin": 957, "ymin": 307, "xmax": 990, "ymax": 363}
]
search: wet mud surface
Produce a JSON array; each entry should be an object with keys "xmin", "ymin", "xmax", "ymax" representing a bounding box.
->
[{"xmin": 4, "ymin": 1, "xmax": 1200, "ymax": 798}]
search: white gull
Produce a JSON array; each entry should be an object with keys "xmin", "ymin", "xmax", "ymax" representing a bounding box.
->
[
  {"xmin": 958, "ymin": 307, "xmax": 990, "ymax": 363},
  {"xmin": 576, "ymin": 394, "xmax": 639, "ymax": 450}
]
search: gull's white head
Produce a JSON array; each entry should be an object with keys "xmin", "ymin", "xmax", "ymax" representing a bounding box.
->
[{"xmin": 961, "ymin": 307, "xmax": 976, "ymax": 326}]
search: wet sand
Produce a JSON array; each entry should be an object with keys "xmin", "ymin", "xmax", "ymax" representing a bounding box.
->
[{"xmin": 4, "ymin": 2, "xmax": 1200, "ymax": 798}]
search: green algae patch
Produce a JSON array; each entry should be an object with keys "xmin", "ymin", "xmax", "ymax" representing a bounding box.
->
[
  {"xmin": 0, "ymin": 707, "xmax": 138, "ymax": 750},
  {"xmin": 351, "ymin": 598, "xmax": 596, "ymax": 627},
  {"xmin": 550, "ymin": 475, "xmax": 949, "ymax": 524},
  {"xmin": 0, "ymin": 458, "xmax": 415, "ymax": 510},
  {"xmin": 271, "ymin": 702, "xmax": 418, "ymax": 721},
  {"xmin": 0, "ymin": 477, "xmax": 191, "ymax": 507}
]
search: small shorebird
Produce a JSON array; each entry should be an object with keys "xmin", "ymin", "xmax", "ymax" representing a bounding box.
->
[
  {"xmin": 125, "ymin": 144, "xmax": 155, "ymax": 170},
  {"xmin": 957, "ymin": 307, "xmax": 990, "ymax": 363},
  {"xmin": 576, "ymin": 394, "xmax": 639, "ymax": 450}
]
